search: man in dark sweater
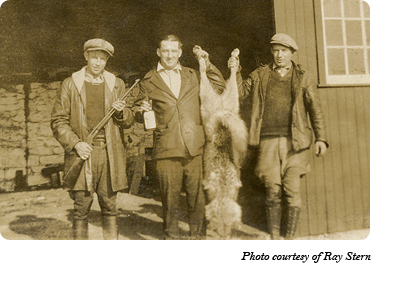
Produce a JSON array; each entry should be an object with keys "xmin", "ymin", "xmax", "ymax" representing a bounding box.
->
[
  {"xmin": 51, "ymin": 39, "xmax": 134, "ymax": 239},
  {"xmin": 228, "ymin": 33, "xmax": 329, "ymax": 240}
]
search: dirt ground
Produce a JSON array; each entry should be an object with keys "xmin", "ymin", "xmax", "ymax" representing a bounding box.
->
[{"xmin": 0, "ymin": 188, "xmax": 369, "ymax": 240}]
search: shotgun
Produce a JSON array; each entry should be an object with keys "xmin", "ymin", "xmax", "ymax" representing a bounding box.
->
[{"xmin": 62, "ymin": 79, "xmax": 140, "ymax": 189}]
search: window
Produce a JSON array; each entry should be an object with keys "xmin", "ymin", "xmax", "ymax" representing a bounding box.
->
[{"xmin": 320, "ymin": 0, "xmax": 369, "ymax": 85}]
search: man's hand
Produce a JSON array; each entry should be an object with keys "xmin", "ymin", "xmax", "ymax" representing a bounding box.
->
[
  {"xmin": 112, "ymin": 99, "xmax": 126, "ymax": 118},
  {"xmin": 135, "ymin": 100, "xmax": 152, "ymax": 113},
  {"xmin": 112, "ymin": 99, "xmax": 126, "ymax": 112},
  {"xmin": 228, "ymin": 56, "xmax": 240, "ymax": 70},
  {"xmin": 74, "ymin": 142, "xmax": 93, "ymax": 160},
  {"xmin": 315, "ymin": 141, "xmax": 327, "ymax": 157}
]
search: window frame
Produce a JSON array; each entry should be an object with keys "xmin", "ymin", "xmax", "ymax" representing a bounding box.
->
[{"xmin": 314, "ymin": 0, "xmax": 370, "ymax": 87}]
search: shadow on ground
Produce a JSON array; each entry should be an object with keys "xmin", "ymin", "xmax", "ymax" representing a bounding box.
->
[{"xmin": 8, "ymin": 215, "xmax": 72, "ymax": 240}]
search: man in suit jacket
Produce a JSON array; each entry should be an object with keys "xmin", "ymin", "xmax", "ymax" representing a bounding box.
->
[{"xmin": 135, "ymin": 35, "xmax": 225, "ymax": 239}]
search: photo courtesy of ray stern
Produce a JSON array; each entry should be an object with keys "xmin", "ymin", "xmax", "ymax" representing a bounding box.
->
[{"xmin": 241, "ymin": 252, "xmax": 371, "ymax": 263}]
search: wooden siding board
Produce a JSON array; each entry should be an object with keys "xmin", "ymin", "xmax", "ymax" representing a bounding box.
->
[
  {"xmin": 312, "ymin": 152, "xmax": 328, "ymax": 235},
  {"xmin": 284, "ymin": 0, "xmax": 297, "ymax": 37},
  {"xmin": 294, "ymin": 0, "xmax": 307, "ymax": 67},
  {"xmin": 297, "ymin": 175, "xmax": 310, "ymax": 237},
  {"xmin": 354, "ymin": 87, "xmax": 370, "ymax": 228},
  {"xmin": 326, "ymin": 90, "xmax": 347, "ymax": 232},
  {"xmin": 337, "ymin": 88, "xmax": 357, "ymax": 231},
  {"xmin": 306, "ymin": 149, "xmax": 319, "ymax": 235},
  {"xmin": 274, "ymin": 0, "xmax": 287, "ymax": 32},
  {"xmin": 312, "ymin": 0, "xmax": 327, "ymax": 84},
  {"xmin": 345, "ymin": 87, "xmax": 365, "ymax": 229},
  {"xmin": 303, "ymin": 0, "xmax": 319, "ymax": 76},
  {"xmin": 363, "ymin": 87, "xmax": 370, "ymax": 171},
  {"xmin": 320, "ymin": 90, "xmax": 337, "ymax": 233}
]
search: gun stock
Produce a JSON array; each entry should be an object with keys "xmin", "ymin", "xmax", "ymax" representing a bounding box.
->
[{"xmin": 62, "ymin": 79, "xmax": 140, "ymax": 189}]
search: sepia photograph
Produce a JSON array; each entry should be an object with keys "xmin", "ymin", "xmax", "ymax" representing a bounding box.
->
[
  {"xmin": 4, "ymin": 0, "xmax": 409, "ymax": 286},
  {"xmin": 0, "ymin": 0, "xmax": 369, "ymax": 242}
]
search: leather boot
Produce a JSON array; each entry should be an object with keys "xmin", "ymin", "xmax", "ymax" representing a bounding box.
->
[
  {"xmin": 283, "ymin": 206, "xmax": 301, "ymax": 240},
  {"xmin": 266, "ymin": 203, "xmax": 282, "ymax": 240},
  {"xmin": 73, "ymin": 219, "xmax": 88, "ymax": 240},
  {"xmin": 102, "ymin": 215, "xmax": 118, "ymax": 240}
]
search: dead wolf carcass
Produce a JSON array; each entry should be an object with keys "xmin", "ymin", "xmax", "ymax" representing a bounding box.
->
[{"xmin": 193, "ymin": 46, "xmax": 248, "ymax": 239}]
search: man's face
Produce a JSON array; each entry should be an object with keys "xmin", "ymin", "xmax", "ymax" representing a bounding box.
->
[
  {"xmin": 157, "ymin": 40, "xmax": 182, "ymax": 70},
  {"xmin": 84, "ymin": 50, "xmax": 109, "ymax": 76},
  {"xmin": 271, "ymin": 44, "xmax": 293, "ymax": 67}
]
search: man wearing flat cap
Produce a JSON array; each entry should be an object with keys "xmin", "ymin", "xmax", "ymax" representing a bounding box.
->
[
  {"xmin": 228, "ymin": 33, "xmax": 328, "ymax": 240},
  {"xmin": 51, "ymin": 38, "xmax": 134, "ymax": 239}
]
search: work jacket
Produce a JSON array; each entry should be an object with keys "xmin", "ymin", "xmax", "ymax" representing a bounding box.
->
[
  {"xmin": 51, "ymin": 68, "xmax": 134, "ymax": 191},
  {"xmin": 136, "ymin": 64, "xmax": 226, "ymax": 160},
  {"xmin": 237, "ymin": 61, "xmax": 328, "ymax": 151}
]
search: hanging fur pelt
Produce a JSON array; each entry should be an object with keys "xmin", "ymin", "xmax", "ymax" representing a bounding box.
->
[{"xmin": 193, "ymin": 46, "xmax": 248, "ymax": 239}]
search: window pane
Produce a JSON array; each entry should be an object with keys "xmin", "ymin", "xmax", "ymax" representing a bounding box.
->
[
  {"xmin": 344, "ymin": 0, "xmax": 361, "ymax": 18},
  {"xmin": 323, "ymin": 0, "xmax": 341, "ymax": 18},
  {"xmin": 345, "ymin": 20, "xmax": 362, "ymax": 46},
  {"xmin": 363, "ymin": 1, "xmax": 370, "ymax": 17},
  {"xmin": 348, "ymin": 48, "xmax": 365, "ymax": 74},
  {"xmin": 365, "ymin": 20, "xmax": 370, "ymax": 46},
  {"xmin": 327, "ymin": 48, "xmax": 346, "ymax": 75},
  {"xmin": 325, "ymin": 20, "xmax": 344, "ymax": 45}
]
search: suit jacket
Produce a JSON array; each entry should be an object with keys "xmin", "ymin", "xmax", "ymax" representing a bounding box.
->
[
  {"xmin": 51, "ymin": 67, "xmax": 134, "ymax": 191},
  {"xmin": 136, "ymin": 63, "xmax": 226, "ymax": 159}
]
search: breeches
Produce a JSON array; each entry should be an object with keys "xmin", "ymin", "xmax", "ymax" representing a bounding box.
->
[
  {"xmin": 156, "ymin": 155, "xmax": 205, "ymax": 238},
  {"xmin": 71, "ymin": 144, "xmax": 117, "ymax": 220},
  {"xmin": 255, "ymin": 136, "xmax": 309, "ymax": 208}
]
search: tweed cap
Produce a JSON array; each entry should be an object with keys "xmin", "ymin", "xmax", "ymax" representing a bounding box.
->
[
  {"xmin": 270, "ymin": 33, "xmax": 298, "ymax": 51},
  {"xmin": 84, "ymin": 38, "xmax": 114, "ymax": 56}
]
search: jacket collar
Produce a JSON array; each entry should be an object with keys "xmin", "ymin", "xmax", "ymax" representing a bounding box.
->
[
  {"xmin": 258, "ymin": 61, "xmax": 305, "ymax": 101},
  {"xmin": 72, "ymin": 67, "xmax": 116, "ymax": 93},
  {"xmin": 156, "ymin": 62, "xmax": 182, "ymax": 72},
  {"xmin": 144, "ymin": 65, "xmax": 192, "ymax": 101},
  {"xmin": 261, "ymin": 61, "xmax": 304, "ymax": 73}
]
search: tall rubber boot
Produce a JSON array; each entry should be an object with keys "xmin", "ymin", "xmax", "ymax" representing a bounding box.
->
[
  {"xmin": 73, "ymin": 219, "xmax": 88, "ymax": 240},
  {"xmin": 266, "ymin": 203, "xmax": 282, "ymax": 240},
  {"xmin": 283, "ymin": 206, "xmax": 301, "ymax": 240},
  {"xmin": 102, "ymin": 215, "xmax": 118, "ymax": 240}
]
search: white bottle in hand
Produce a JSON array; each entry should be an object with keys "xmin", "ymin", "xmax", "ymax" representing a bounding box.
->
[{"xmin": 143, "ymin": 100, "xmax": 156, "ymax": 131}]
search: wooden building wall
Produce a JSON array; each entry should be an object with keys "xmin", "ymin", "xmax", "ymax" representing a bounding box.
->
[{"xmin": 272, "ymin": 0, "xmax": 370, "ymax": 237}]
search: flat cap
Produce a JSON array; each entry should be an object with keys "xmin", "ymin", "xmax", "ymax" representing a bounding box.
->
[
  {"xmin": 84, "ymin": 38, "xmax": 114, "ymax": 56},
  {"xmin": 270, "ymin": 33, "xmax": 298, "ymax": 51}
]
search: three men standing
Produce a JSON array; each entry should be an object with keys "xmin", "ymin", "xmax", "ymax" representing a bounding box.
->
[
  {"xmin": 51, "ymin": 33, "xmax": 327, "ymax": 240},
  {"xmin": 134, "ymin": 35, "xmax": 225, "ymax": 239},
  {"xmin": 229, "ymin": 33, "xmax": 328, "ymax": 240},
  {"xmin": 51, "ymin": 39, "xmax": 134, "ymax": 240}
]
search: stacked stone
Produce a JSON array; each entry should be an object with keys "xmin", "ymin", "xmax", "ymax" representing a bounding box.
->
[
  {"xmin": 0, "ymin": 81, "xmax": 149, "ymax": 192},
  {"xmin": 124, "ymin": 122, "xmax": 153, "ymax": 158},
  {"xmin": 27, "ymin": 82, "xmax": 64, "ymax": 187},
  {"xmin": 0, "ymin": 85, "xmax": 27, "ymax": 192}
]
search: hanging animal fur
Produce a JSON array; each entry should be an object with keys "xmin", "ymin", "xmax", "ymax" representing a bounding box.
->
[{"xmin": 193, "ymin": 46, "xmax": 248, "ymax": 239}]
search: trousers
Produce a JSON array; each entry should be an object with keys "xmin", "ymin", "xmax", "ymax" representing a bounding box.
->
[
  {"xmin": 255, "ymin": 136, "xmax": 309, "ymax": 208},
  {"xmin": 156, "ymin": 155, "xmax": 205, "ymax": 239},
  {"xmin": 70, "ymin": 143, "xmax": 117, "ymax": 220}
]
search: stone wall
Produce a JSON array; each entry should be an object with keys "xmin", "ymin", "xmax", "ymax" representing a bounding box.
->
[
  {"xmin": 0, "ymin": 85, "xmax": 27, "ymax": 192},
  {"xmin": 0, "ymin": 82, "xmax": 150, "ymax": 192},
  {"xmin": 27, "ymin": 82, "xmax": 64, "ymax": 187}
]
